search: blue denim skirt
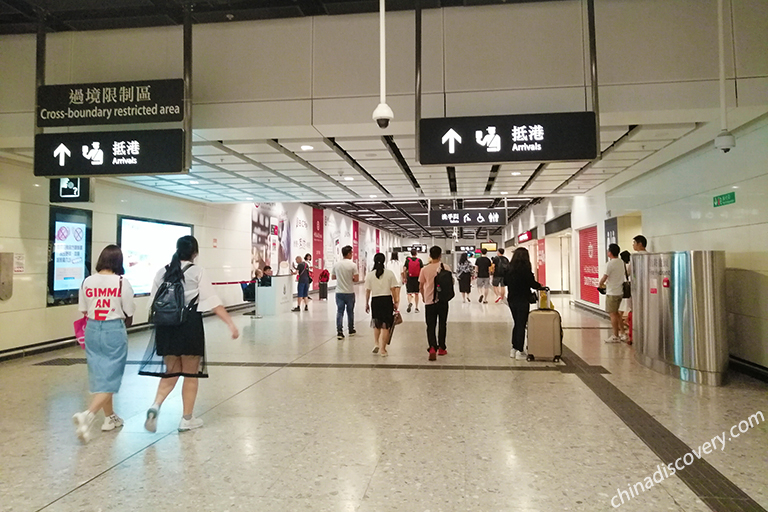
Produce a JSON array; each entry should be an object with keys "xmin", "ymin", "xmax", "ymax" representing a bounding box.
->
[{"xmin": 84, "ymin": 319, "xmax": 128, "ymax": 393}]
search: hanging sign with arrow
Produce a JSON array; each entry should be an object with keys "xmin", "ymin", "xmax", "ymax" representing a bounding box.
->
[
  {"xmin": 419, "ymin": 111, "xmax": 597, "ymax": 165},
  {"xmin": 34, "ymin": 129, "xmax": 184, "ymax": 177}
]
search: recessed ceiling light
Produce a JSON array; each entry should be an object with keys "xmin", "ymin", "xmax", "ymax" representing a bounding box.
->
[
  {"xmin": 301, "ymin": 145, "xmax": 314, "ymax": 151},
  {"xmin": 190, "ymin": 181, "xmax": 199, "ymax": 185},
  {"xmin": 511, "ymin": 172, "xmax": 521, "ymax": 176},
  {"xmin": 34, "ymin": 183, "xmax": 40, "ymax": 187},
  {"xmin": 344, "ymin": 177, "xmax": 354, "ymax": 181},
  {"xmin": 501, "ymin": 191, "xmax": 508, "ymax": 195},
  {"xmin": 369, "ymin": 194, "xmax": 377, "ymax": 198},
  {"xmin": 732, "ymin": 186, "xmax": 739, "ymax": 189},
  {"xmin": 245, "ymin": 197, "xmax": 253, "ymax": 200}
]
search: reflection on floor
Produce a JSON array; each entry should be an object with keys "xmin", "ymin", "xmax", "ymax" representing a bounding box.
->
[{"xmin": 2, "ymin": 292, "xmax": 766, "ymax": 512}]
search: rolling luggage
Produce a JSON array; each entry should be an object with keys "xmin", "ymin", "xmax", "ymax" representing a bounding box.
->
[{"xmin": 526, "ymin": 289, "xmax": 562, "ymax": 362}]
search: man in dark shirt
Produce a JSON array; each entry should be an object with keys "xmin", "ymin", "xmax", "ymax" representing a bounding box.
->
[
  {"xmin": 474, "ymin": 248, "xmax": 492, "ymax": 303},
  {"xmin": 491, "ymin": 248, "xmax": 509, "ymax": 303},
  {"xmin": 292, "ymin": 256, "xmax": 311, "ymax": 311}
]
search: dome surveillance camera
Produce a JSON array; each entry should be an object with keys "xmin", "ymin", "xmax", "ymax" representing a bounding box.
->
[
  {"xmin": 714, "ymin": 130, "xmax": 735, "ymax": 153},
  {"xmin": 372, "ymin": 103, "xmax": 394, "ymax": 129}
]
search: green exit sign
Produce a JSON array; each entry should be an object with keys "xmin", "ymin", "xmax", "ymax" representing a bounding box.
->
[{"xmin": 713, "ymin": 192, "xmax": 736, "ymax": 207}]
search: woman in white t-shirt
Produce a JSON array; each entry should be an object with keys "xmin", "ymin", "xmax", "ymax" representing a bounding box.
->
[
  {"xmin": 140, "ymin": 235, "xmax": 239, "ymax": 433},
  {"xmin": 365, "ymin": 253, "xmax": 401, "ymax": 356},
  {"xmin": 73, "ymin": 245, "xmax": 135, "ymax": 443}
]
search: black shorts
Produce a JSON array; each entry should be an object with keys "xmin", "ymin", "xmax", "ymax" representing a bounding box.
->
[{"xmin": 406, "ymin": 276, "xmax": 420, "ymax": 294}]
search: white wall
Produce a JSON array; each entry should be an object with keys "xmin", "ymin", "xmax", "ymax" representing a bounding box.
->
[
  {"xmin": 0, "ymin": 158, "xmax": 251, "ymax": 353},
  {"xmin": 607, "ymin": 115, "xmax": 768, "ymax": 367}
]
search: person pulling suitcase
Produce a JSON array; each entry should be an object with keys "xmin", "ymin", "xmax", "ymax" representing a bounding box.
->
[{"xmin": 504, "ymin": 247, "xmax": 543, "ymax": 360}]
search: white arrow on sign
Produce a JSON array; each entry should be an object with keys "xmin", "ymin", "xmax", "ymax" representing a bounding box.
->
[
  {"xmin": 441, "ymin": 129, "xmax": 462, "ymax": 154},
  {"xmin": 53, "ymin": 143, "xmax": 71, "ymax": 167}
]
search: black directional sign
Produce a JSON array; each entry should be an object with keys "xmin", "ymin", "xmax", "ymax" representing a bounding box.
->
[
  {"xmin": 34, "ymin": 129, "xmax": 184, "ymax": 177},
  {"xmin": 37, "ymin": 79, "xmax": 184, "ymax": 127},
  {"xmin": 419, "ymin": 111, "xmax": 597, "ymax": 165},
  {"xmin": 430, "ymin": 209, "xmax": 506, "ymax": 227}
]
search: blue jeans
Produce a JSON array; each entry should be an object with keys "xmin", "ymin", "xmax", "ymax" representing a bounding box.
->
[{"xmin": 336, "ymin": 293, "xmax": 356, "ymax": 332}]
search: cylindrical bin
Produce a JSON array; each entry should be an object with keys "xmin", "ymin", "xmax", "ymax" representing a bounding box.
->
[
  {"xmin": 319, "ymin": 282, "xmax": 328, "ymax": 300},
  {"xmin": 632, "ymin": 251, "xmax": 728, "ymax": 385}
]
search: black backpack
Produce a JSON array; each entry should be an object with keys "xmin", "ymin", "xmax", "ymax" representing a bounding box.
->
[
  {"xmin": 495, "ymin": 256, "xmax": 509, "ymax": 275},
  {"xmin": 150, "ymin": 264, "xmax": 198, "ymax": 326},
  {"xmin": 434, "ymin": 263, "xmax": 455, "ymax": 303}
]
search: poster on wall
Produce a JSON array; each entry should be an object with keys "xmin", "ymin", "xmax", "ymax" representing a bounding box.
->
[
  {"xmin": 352, "ymin": 220, "xmax": 360, "ymax": 276},
  {"xmin": 604, "ymin": 217, "xmax": 618, "ymax": 262},
  {"xmin": 376, "ymin": 229, "xmax": 380, "ymax": 253},
  {"xmin": 537, "ymin": 238, "xmax": 546, "ymax": 287},
  {"xmin": 251, "ymin": 203, "xmax": 290, "ymax": 276},
  {"xmin": 579, "ymin": 226, "xmax": 599, "ymax": 304},
  {"xmin": 313, "ymin": 208, "xmax": 324, "ymax": 290}
]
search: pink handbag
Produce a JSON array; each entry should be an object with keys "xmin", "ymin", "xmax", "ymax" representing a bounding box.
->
[{"xmin": 74, "ymin": 316, "xmax": 87, "ymax": 349}]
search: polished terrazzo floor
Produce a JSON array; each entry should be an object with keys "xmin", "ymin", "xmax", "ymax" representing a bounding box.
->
[{"xmin": 2, "ymin": 290, "xmax": 767, "ymax": 512}]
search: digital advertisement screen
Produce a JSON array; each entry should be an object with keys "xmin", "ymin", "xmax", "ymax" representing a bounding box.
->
[
  {"xmin": 118, "ymin": 216, "xmax": 192, "ymax": 295},
  {"xmin": 481, "ymin": 242, "xmax": 498, "ymax": 252},
  {"xmin": 53, "ymin": 221, "xmax": 87, "ymax": 291},
  {"xmin": 48, "ymin": 206, "xmax": 92, "ymax": 306}
]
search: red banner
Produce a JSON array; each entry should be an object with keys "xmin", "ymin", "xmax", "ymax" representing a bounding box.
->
[
  {"xmin": 312, "ymin": 208, "xmax": 324, "ymax": 290},
  {"xmin": 579, "ymin": 226, "xmax": 599, "ymax": 304},
  {"xmin": 352, "ymin": 220, "xmax": 359, "ymax": 264},
  {"xmin": 375, "ymin": 229, "xmax": 380, "ymax": 253},
  {"xmin": 537, "ymin": 238, "xmax": 546, "ymax": 287}
]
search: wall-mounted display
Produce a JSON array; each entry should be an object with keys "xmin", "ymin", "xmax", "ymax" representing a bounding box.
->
[
  {"xmin": 48, "ymin": 206, "xmax": 92, "ymax": 306},
  {"xmin": 117, "ymin": 216, "xmax": 193, "ymax": 296},
  {"xmin": 480, "ymin": 242, "xmax": 498, "ymax": 252}
]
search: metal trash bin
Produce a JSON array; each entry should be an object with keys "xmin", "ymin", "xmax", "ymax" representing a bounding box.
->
[
  {"xmin": 632, "ymin": 251, "xmax": 728, "ymax": 385},
  {"xmin": 319, "ymin": 282, "xmax": 328, "ymax": 300}
]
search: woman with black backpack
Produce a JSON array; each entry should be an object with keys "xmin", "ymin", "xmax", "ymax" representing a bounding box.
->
[
  {"xmin": 140, "ymin": 235, "xmax": 239, "ymax": 433},
  {"xmin": 505, "ymin": 247, "xmax": 543, "ymax": 360}
]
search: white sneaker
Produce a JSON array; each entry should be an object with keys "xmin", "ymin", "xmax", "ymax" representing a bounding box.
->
[
  {"xmin": 619, "ymin": 334, "xmax": 629, "ymax": 342},
  {"xmin": 178, "ymin": 416, "xmax": 204, "ymax": 432},
  {"xmin": 144, "ymin": 406, "xmax": 159, "ymax": 433},
  {"xmin": 73, "ymin": 411, "xmax": 95, "ymax": 443},
  {"xmin": 101, "ymin": 414, "xmax": 124, "ymax": 431},
  {"xmin": 516, "ymin": 351, "xmax": 528, "ymax": 361},
  {"xmin": 604, "ymin": 335, "xmax": 621, "ymax": 343},
  {"xmin": 510, "ymin": 348, "xmax": 518, "ymax": 358}
]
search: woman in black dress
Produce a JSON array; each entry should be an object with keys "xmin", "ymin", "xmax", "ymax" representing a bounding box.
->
[{"xmin": 456, "ymin": 252, "xmax": 474, "ymax": 302}]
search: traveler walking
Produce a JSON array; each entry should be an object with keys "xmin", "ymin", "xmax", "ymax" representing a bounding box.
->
[
  {"xmin": 73, "ymin": 245, "xmax": 135, "ymax": 443},
  {"xmin": 491, "ymin": 248, "xmax": 509, "ymax": 303},
  {"xmin": 364, "ymin": 253, "xmax": 400, "ymax": 356},
  {"xmin": 403, "ymin": 249, "xmax": 423, "ymax": 313},
  {"xmin": 505, "ymin": 247, "xmax": 543, "ymax": 360},
  {"xmin": 387, "ymin": 251, "xmax": 403, "ymax": 309},
  {"xmin": 419, "ymin": 246, "xmax": 452, "ymax": 360},
  {"xmin": 332, "ymin": 245, "xmax": 359, "ymax": 340},
  {"xmin": 598, "ymin": 243, "xmax": 627, "ymax": 343},
  {"xmin": 292, "ymin": 255, "xmax": 311, "ymax": 311},
  {"xmin": 456, "ymin": 252, "xmax": 474, "ymax": 302},
  {"xmin": 475, "ymin": 248, "xmax": 492, "ymax": 303},
  {"xmin": 140, "ymin": 235, "xmax": 239, "ymax": 433}
]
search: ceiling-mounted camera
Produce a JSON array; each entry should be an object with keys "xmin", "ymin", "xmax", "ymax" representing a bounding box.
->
[
  {"xmin": 714, "ymin": 130, "xmax": 735, "ymax": 153},
  {"xmin": 372, "ymin": 103, "xmax": 393, "ymax": 129}
]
